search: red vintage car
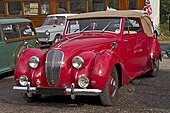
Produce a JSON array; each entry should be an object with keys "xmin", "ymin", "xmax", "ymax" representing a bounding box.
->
[{"xmin": 13, "ymin": 10, "xmax": 161, "ymax": 105}]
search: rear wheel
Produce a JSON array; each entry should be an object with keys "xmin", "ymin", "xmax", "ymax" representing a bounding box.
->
[
  {"xmin": 23, "ymin": 93, "xmax": 42, "ymax": 102},
  {"xmin": 148, "ymin": 59, "xmax": 159, "ymax": 77},
  {"xmin": 100, "ymin": 67, "xmax": 119, "ymax": 106}
]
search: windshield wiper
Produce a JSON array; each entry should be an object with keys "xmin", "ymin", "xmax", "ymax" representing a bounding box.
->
[
  {"xmin": 80, "ymin": 24, "xmax": 92, "ymax": 32},
  {"xmin": 102, "ymin": 20, "xmax": 113, "ymax": 32},
  {"xmin": 80, "ymin": 23, "xmax": 99, "ymax": 32}
]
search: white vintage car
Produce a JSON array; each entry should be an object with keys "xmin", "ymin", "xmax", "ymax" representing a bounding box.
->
[{"xmin": 36, "ymin": 14, "xmax": 77, "ymax": 47}]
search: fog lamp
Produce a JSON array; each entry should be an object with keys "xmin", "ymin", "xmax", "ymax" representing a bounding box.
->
[
  {"xmin": 19, "ymin": 75, "xmax": 28, "ymax": 86},
  {"xmin": 78, "ymin": 76, "xmax": 89, "ymax": 88}
]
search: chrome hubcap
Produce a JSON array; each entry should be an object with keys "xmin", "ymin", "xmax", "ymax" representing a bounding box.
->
[
  {"xmin": 153, "ymin": 60, "xmax": 159, "ymax": 72},
  {"xmin": 110, "ymin": 74, "xmax": 117, "ymax": 97}
]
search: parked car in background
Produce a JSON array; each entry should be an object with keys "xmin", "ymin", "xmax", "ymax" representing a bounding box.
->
[
  {"xmin": 0, "ymin": 18, "xmax": 39, "ymax": 74},
  {"xmin": 13, "ymin": 10, "xmax": 161, "ymax": 105},
  {"xmin": 36, "ymin": 14, "xmax": 77, "ymax": 47},
  {"xmin": 166, "ymin": 47, "xmax": 170, "ymax": 58}
]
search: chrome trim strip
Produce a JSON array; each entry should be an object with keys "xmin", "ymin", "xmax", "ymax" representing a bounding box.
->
[{"xmin": 65, "ymin": 88, "xmax": 102, "ymax": 96}]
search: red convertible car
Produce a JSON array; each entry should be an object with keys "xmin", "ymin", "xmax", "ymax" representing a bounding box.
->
[{"xmin": 13, "ymin": 10, "xmax": 161, "ymax": 105}]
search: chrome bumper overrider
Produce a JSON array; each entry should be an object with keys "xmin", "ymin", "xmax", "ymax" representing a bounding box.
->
[{"xmin": 13, "ymin": 83, "xmax": 102, "ymax": 99}]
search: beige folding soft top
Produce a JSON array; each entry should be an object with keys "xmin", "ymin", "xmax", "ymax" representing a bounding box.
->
[
  {"xmin": 67, "ymin": 10, "xmax": 153, "ymax": 37},
  {"xmin": 67, "ymin": 10, "xmax": 146, "ymax": 19}
]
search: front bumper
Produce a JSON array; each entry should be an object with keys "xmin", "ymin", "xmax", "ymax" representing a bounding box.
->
[
  {"xmin": 38, "ymin": 38, "xmax": 52, "ymax": 43},
  {"xmin": 38, "ymin": 38, "xmax": 52, "ymax": 47},
  {"xmin": 13, "ymin": 83, "xmax": 102, "ymax": 96}
]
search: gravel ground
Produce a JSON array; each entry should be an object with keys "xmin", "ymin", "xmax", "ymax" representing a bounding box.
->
[{"xmin": 0, "ymin": 56, "xmax": 169, "ymax": 113}]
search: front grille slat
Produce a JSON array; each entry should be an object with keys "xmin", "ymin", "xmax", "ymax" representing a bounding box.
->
[
  {"xmin": 37, "ymin": 33, "xmax": 46, "ymax": 38},
  {"xmin": 46, "ymin": 50, "xmax": 64, "ymax": 86}
]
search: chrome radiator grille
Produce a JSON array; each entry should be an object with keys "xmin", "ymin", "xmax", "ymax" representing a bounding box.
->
[
  {"xmin": 37, "ymin": 32, "xmax": 46, "ymax": 38},
  {"xmin": 46, "ymin": 50, "xmax": 64, "ymax": 86}
]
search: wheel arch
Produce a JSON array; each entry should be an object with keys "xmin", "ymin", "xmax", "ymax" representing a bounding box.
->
[
  {"xmin": 114, "ymin": 63, "xmax": 122, "ymax": 87},
  {"xmin": 14, "ymin": 42, "xmax": 37, "ymax": 64},
  {"xmin": 93, "ymin": 50, "xmax": 122, "ymax": 90}
]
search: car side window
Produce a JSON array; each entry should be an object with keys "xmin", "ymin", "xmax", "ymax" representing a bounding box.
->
[
  {"xmin": 124, "ymin": 18, "xmax": 142, "ymax": 34},
  {"xmin": 3, "ymin": 24, "xmax": 20, "ymax": 39},
  {"xmin": 67, "ymin": 20, "xmax": 80, "ymax": 34},
  {"xmin": 20, "ymin": 23, "xmax": 35, "ymax": 37},
  {"xmin": 2, "ymin": 23, "xmax": 35, "ymax": 39}
]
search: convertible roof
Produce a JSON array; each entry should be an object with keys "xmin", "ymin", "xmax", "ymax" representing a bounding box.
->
[
  {"xmin": 67, "ymin": 10, "xmax": 146, "ymax": 20},
  {"xmin": 67, "ymin": 10, "xmax": 153, "ymax": 37}
]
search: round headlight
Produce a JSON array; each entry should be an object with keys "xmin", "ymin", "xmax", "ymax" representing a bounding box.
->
[
  {"xmin": 78, "ymin": 76, "xmax": 89, "ymax": 88},
  {"xmin": 45, "ymin": 31, "xmax": 50, "ymax": 36},
  {"xmin": 72, "ymin": 56, "xmax": 84, "ymax": 69},
  {"xmin": 19, "ymin": 75, "xmax": 28, "ymax": 86},
  {"xmin": 29, "ymin": 56, "xmax": 39, "ymax": 69}
]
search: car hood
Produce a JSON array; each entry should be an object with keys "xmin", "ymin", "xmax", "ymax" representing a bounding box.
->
[
  {"xmin": 36, "ymin": 25, "xmax": 64, "ymax": 33},
  {"xmin": 51, "ymin": 32, "xmax": 118, "ymax": 55}
]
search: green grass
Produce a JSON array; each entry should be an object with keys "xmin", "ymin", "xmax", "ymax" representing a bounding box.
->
[{"xmin": 158, "ymin": 23, "xmax": 170, "ymax": 41}]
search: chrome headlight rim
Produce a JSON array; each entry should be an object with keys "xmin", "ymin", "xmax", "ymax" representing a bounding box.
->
[
  {"xmin": 29, "ymin": 56, "xmax": 40, "ymax": 69},
  {"xmin": 19, "ymin": 75, "xmax": 28, "ymax": 86},
  {"xmin": 78, "ymin": 75, "xmax": 89, "ymax": 88},
  {"xmin": 45, "ymin": 30, "xmax": 50, "ymax": 36},
  {"xmin": 72, "ymin": 56, "xmax": 84, "ymax": 69}
]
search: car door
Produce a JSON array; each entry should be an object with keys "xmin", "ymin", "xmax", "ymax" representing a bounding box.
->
[
  {"xmin": 121, "ymin": 18, "xmax": 149, "ymax": 78},
  {"xmin": 2, "ymin": 23, "xmax": 23, "ymax": 68},
  {"xmin": 0, "ymin": 26, "xmax": 9, "ymax": 73}
]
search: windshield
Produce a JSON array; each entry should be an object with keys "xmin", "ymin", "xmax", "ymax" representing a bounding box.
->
[
  {"xmin": 43, "ymin": 16, "xmax": 66, "ymax": 26},
  {"xmin": 66, "ymin": 18, "xmax": 121, "ymax": 34}
]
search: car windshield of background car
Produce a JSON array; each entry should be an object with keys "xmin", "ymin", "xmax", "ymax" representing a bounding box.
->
[
  {"xmin": 66, "ymin": 18, "xmax": 121, "ymax": 34},
  {"xmin": 43, "ymin": 16, "xmax": 66, "ymax": 26}
]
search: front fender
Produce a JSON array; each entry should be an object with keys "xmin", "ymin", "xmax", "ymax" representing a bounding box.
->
[
  {"xmin": 93, "ymin": 50, "xmax": 120, "ymax": 90},
  {"xmin": 14, "ymin": 48, "xmax": 46, "ymax": 85},
  {"xmin": 70, "ymin": 51, "xmax": 97, "ymax": 86}
]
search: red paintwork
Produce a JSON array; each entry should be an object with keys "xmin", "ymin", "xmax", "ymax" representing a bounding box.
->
[{"xmin": 14, "ymin": 17, "xmax": 161, "ymax": 94}]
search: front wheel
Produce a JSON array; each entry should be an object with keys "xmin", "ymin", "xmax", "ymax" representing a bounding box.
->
[
  {"xmin": 100, "ymin": 67, "xmax": 119, "ymax": 106},
  {"xmin": 22, "ymin": 93, "xmax": 42, "ymax": 102}
]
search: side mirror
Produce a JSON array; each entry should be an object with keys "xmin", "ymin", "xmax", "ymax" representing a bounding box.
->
[{"xmin": 110, "ymin": 42, "xmax": 118, "ymax": 51}]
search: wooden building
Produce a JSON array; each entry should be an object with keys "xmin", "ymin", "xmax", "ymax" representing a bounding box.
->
[{"xmin": 0, "ymin": 0, "xmax": 145, "ymax": 27}]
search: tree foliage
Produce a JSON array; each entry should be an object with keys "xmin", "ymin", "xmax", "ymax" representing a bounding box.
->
[{"xmin": 160, "ymin": 0, "xmax": 170, "ymax": 23}]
